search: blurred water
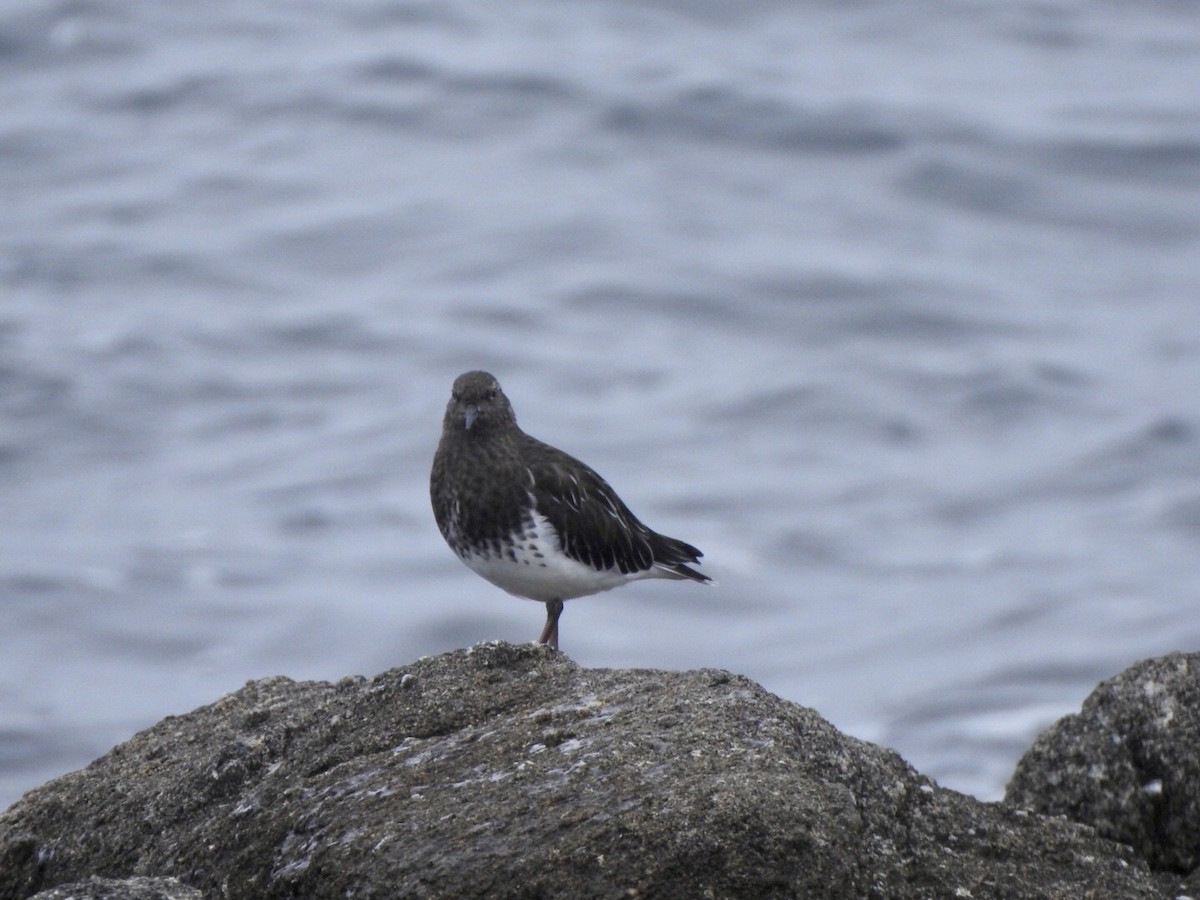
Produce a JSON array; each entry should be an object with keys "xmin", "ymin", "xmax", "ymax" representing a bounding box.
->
[{"xmin": 2, "ymin": 0, "xmax": 1199, "ymax": 807}]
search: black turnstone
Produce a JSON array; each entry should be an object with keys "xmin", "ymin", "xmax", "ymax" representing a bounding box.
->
[{"xmin": 430, "ymin": 371, "xmax": 710, "ymax": 650}]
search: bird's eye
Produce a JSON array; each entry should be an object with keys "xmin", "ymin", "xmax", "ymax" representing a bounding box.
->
[{"xmin": 485, "ymin": 388, "xmax": 497, "ymax": 401}]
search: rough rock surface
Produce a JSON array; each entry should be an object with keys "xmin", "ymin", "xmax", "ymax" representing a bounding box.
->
[
  {"xmin": 1007, "ymin": 651, "xmax": 1200, "ymax": 877},
  {"xmin": 27, "ymin": 877, "xmax": 204, "ymax": 900},
  {"xmin": 0, "ymin": 643, "xmax": 1163, "ymax": 899}
]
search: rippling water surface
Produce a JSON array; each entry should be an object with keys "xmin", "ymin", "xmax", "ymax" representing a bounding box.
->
[{"xmin": 3, "ymin": 0, "xmax": 1200, "ymax": 806}]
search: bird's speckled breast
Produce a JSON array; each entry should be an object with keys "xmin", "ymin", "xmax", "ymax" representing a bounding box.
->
[{"xmin": 431, "ymin": 433, "xmax": 532, "ymax": 558}]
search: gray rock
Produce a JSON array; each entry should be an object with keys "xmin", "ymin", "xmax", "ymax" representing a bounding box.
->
[
  {"xmin": 0, "ymin": 642, "xmax": 1161, "ymax": 899},
  {"xmin": 28, "ymin": 876, "xmax": 204, "ymax": 900},
  {"xmin": 1007, "ymin": 651, "xmax": 1200, "ymax": 875}
]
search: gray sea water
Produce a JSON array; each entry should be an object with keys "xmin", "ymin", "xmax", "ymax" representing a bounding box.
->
[{"xmin": 3, "ymin": 0, "xmax": 1200, "ymax": 809}]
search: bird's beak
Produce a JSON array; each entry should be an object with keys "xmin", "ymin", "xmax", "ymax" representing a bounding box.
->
[{"xmin": 463, "ymin": 404, "xmax": 478, "ymax": 430}]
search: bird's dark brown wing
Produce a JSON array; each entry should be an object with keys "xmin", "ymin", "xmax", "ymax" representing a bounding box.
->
[{"xmin": 521, "ymin": 435, "xmax": 708, "ymax": 581}]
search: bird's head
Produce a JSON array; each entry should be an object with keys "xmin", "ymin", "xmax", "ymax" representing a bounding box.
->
[{"xmin": 443, "ymin": 370, "xmax": 517, "ymax": 436}]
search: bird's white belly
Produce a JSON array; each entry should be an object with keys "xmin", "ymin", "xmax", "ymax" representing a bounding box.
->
[{"xmin": 456, "ymin": 513, "xmax": 647, "ymax": 602}]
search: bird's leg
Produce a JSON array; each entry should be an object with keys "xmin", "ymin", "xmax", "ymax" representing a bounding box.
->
[{"xmin": 538, "ymin": 598, "xmax": 564, "ymax": 650}]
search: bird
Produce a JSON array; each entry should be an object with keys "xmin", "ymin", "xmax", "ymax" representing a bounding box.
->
[{"xmin": 430, "ymin": 370, "xmax": 710, "ymax": 650}]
